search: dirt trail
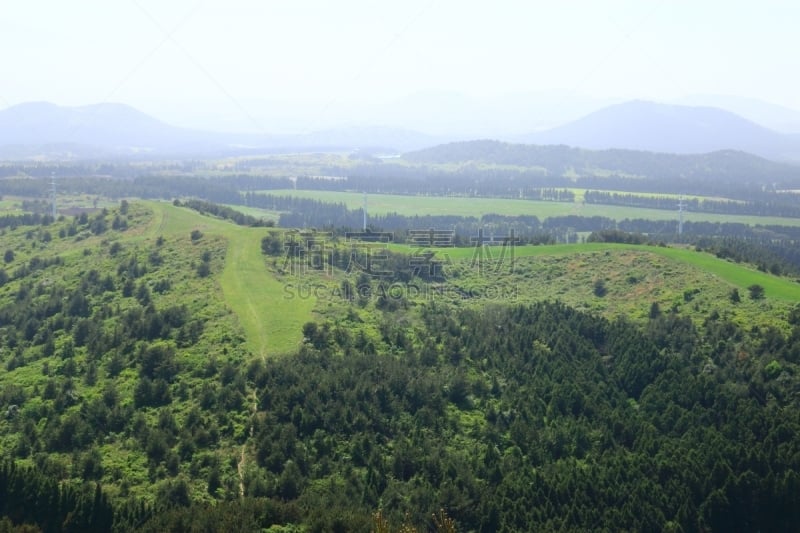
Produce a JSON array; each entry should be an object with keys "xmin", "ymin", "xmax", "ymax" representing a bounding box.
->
[{"xmin": 237, "ymin": 389, "xmax": 259, "ymax": 498}]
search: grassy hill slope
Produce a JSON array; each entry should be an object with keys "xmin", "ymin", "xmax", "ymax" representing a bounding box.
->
[
  {"xmin": 142, "ymin": 201, "xmax": 314, "ymax": 356},
  {"xmin": 429, "ymin": 242, "xmax": 800, "ymax": 302},
  {"xmin": 0, "ymin": 202, "xmax": 315, "ymax": 508}
]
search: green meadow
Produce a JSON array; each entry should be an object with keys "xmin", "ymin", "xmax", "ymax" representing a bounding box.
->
[{"xmin": 142, "ymin": 201, "xmax": 313, "ymax": 356}]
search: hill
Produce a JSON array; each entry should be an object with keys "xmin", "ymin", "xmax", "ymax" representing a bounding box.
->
[
  {"xmin": 521, "ymin": 100, "xmax": 800, "ymax": 161},
  {"xmin": 1, "ymin": 201, "xmax": 800, "ymax": 530},
  {"xmin": 403, "ymin": 139, "xmax": 800, "ymax": 184}
]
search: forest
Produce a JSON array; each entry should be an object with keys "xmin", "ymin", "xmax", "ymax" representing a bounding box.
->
[
  {"xmin": 400, "ymin": 140, "xmax": 800, "ymax": 188},
  {"xmin": 7, "ymin": 143, "xmax": 800, "ymax": 205},
  {"xmin": 584, "ymin": 191, "xmax": 800, "ymax": 218},
  {"xmin": 3, "ymin": 293, "xmax": 800, "ymax": 530}
]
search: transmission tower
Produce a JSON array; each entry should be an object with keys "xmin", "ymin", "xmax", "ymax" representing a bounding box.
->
[{"xmin": 677, "ymin": 195, "xmax": 686, "ymax": 238}]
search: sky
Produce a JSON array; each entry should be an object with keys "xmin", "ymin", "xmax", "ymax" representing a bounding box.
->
[{"xmin": 2, "ymin": 1, "xmax": 799, "ymax": 133}]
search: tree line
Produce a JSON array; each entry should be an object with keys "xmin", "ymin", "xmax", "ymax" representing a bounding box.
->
[
  {"xmin": 173, "ymin": 198, "xmax": 273, "ymax": 227},
  {"xmin": 585, "ymin": 190, "xmax": 800, "ymax": 218}
]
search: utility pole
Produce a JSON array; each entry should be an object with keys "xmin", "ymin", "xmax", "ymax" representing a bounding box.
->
[
  {"xmin": 363, "ymin": 191, "xmax": 367, "ymax": 231},
  {"xmin": 50, "ymin": 172, "xmax": 57, "ymax": 219}
]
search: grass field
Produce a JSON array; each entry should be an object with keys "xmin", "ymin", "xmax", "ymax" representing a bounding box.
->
[
  {"xmin": 143, "ymin": 201, "xmax": 314, "ymax": 356},
  {"xmin": 260, "ymin": 189, "xmax": 800, "ymax": 227}
]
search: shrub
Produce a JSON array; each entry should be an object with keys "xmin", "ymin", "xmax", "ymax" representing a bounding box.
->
[{"xmin": 748, "ymin": 284, "xmax": 765, "ymax": 300}]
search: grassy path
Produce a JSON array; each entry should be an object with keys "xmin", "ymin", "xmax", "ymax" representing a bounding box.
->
[
  {"xmin": 219, "ymin": 230, "xmax": 273, "ymax": 356},
  {"xmin": 218, "ymin": 229, "xmax": 314, "ymax": 356},
  {"xmin": 144, "ymin": 201, "xmax": 314, "ymax": 356}
]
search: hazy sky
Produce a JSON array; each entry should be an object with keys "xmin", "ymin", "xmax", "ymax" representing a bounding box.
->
[{"xmin": 2, "ymin": 1, "xmax": 799, "ymax": 132}]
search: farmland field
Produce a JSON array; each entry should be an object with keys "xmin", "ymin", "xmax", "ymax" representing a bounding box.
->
[{"xmin": 259, "ymin": 189, "xmax": 800, "ymax": 226}]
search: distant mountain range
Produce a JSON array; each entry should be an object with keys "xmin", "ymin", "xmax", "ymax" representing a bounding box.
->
[
  {"xmin": 369, "ymin": 91, "xmax": 800, "ymax": 138},
  {"xmin": 0, "ymin": 101, "xmax": 221, "ymax": 156},
  {"xmin": 519, "ymin": 100, "xmax": 800, "ymax": 161},
  {"xmin": 0, "ymin": 102, "xmax": 437, "ymax": 158},
  {"xmin": 1, "ymin": 99, "xmax": 800, "ymax": 162}
]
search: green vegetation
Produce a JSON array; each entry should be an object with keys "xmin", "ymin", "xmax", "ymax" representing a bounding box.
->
[
  {"xmin": 220, "ymin": 227, "xmax": 314, "ymax": 356},
  {"xmin": 139, "ymin": 201, "xmax": 313, "ymax": 356},
  {"xmin": 2, "ymin": 196, "xmax": 800, "ymax": 531},
  {"xmin": 0, "ymin": 203, "xmax": 310, "ymax": 503},
  {"xmin": 234, "ymin": 301, "xmax": 800, "ymax": 531},
  {"xmin": 222, "ymin": 204, "xmax": 280, "ymax": 223},
  {"xmin": 386, "ymin": 241, "xmax": 800, "ymax": 304},
  {"xmin": 403, "ymin": 139, "xmax": 800, "ymax": 185},
  {"xmin": 565, "ymin": 187, "xmax": 740, "ymax": 203}
]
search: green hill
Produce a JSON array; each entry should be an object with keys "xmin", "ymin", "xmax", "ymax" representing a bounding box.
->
[{"xmin": 2, "ymin": 202, "xmax": 800, "ymax": 531}]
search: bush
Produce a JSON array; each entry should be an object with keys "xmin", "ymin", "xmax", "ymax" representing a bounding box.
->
[
  {"xmin": 593, "ymin": 279, "xmax": 607, "ymax": 297},
  {"xmin": 730, "ymin": 288, "xmax": 741, "ymax": 303},
  {"xmin": 764, "ymin": 360, "xmax": 783, "ymax": 380},
  {"xmin": 261, "ymin": 233, "xmax": 284, "ymax": 256},
  {"xmin": 748, "ymin": 284, "xmax": 765, "ymax": 300}
]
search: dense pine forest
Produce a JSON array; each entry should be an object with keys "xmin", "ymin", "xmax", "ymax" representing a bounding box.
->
[{"xmin": 223, "ymin": 300, "xmax": 799, "ymax": 531}]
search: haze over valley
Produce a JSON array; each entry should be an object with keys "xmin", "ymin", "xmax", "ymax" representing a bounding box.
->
[{"xmin": 3, "ymin": 96, "xmax": 800, "ymax": 161}]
